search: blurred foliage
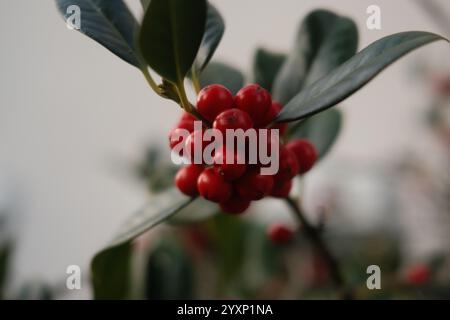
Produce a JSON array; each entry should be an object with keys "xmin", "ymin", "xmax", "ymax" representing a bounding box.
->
[
  {"xmin": 0, "ymin": 244, "xmax": 11, "ymax": 299},
  {"xmin": 145, "ymin": 237, "xmax": 194, "ymax": 299},
  {"xmin": 137, "ymin": 147, "xmax": 178, "ymax": 193},
  {"xmin": 92, "ymin": 242, "xmax": 132, "ymax": 299},
  {"xmin": 16, "ymin": 281, "xmax": 53, "ymax": 300},
  {"xmin": 199, "ymin": 62, "xmax": 245, "ymax": 95}
]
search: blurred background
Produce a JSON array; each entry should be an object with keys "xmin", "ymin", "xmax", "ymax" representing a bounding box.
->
[{"xmin": 0, "ymin": 0, "xmax": 449, "ymax": 299}]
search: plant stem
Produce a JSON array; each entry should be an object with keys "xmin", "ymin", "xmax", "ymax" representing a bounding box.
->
[
  {"xmin": 191, "ymin": 67, "xmax": 202, "ymax": 95},
  {"xmin": 285, "ymin": 197, "xmax": 353, "ymax": 299},
  {"xmin": 141, "ymin": 68, "xmax": 162, "ymax": 95},
  {"xmin": 177, "ymin": 81, "xmax": 193, "ymax": 113}
]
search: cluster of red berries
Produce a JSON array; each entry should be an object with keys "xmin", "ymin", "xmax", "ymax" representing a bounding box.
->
[{"xmin": 169, "ymin": 84, "xmax": 317, "ymax": 215}]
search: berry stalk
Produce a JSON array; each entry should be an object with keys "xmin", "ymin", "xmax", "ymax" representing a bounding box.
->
[{"xmin": 285, "ymin": 197, "xmax": 353, "ymax": 299}]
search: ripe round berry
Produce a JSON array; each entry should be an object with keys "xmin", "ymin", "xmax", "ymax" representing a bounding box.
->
[
  {"xmin": 176, "ymin": 119, "xmax": 195, "ymax": 133},
  {"xmin": 268, "ymin": 224, "xmax": 294, "ymax": 245},
  {"xmin": 286, "ymin": 139, "xmax": 318, "ymax": 174},
  {"xmin": 197, "ymin": 167, "xmax": 232, "ymax": 203},
  {"xmin": 197, "ymin": 84, "xmax": 234, "ymax": 122},
  {"xmin": 168, "ymin": 127, "xmax": 191, "ymax": 159},
  {"xmin": 235, "ymin": 84, "xmax": 272, "ymax": 127},
  {"xmin": 235, "ymin": 169, "xmax": 274, "ymax": 200},
  {"xmin": 220, "ymin": 195, "xmax": 251, "ymax": 215},
  {"xmin": 260, "ymin": 101, "xmax": 282, "ymax": 128},
  {"xmin": 185, "ymin": 130, "xmax": 211, "ymax": 163},
  {"xmin": 175, "ymin": 164, "xmax": 204, "ymax": 197},
  {"xmin": 213, "ymin": 147, "xmax": 247, "ymax": 181},
  {"xmin": 406, "ymin": 265, "xmax": 430, "ymax": 285},
  {"xmin": 179, "ymin": 112, "xmax": 197, "ymax": 122},
  {"xmin": 276, "ymin": 146, "xmax": 300, "ymax": 180},
  {"xmin": 269, "ymin": 102, "xmax": 288, "ymax": 135},
  {"xmin": 271, "ymin": 178, "xmax": 293, "ymax": 198},
  {"xmin": 273, "ymin": 123, "xmax": 288, "ymax": 136},
  {"xmin": 213, "ymin": 108, "xmax": 253, "ymax": 134},
  {"xmin": 254, "ymin": 128, "xmax": 281, "ymax": 166}
]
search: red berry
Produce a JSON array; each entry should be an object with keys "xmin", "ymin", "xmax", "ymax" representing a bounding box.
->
[
  {"xmin": 265, "ymin": 102, "xmax": 288, "ymax": 135},
  {"xmin": 168, "ymin": 127, "xmax": 191, "ymax": 159},
  {"xmin": 176, "ymin": 119, "xmax": 195, "ymax": 133},
  {"xmin": 406, "ymin": 265, "xmax": 430, "ymax": 285},
  {"xmin": 286, "ymin": 139, "xmax": 318, "ymax": 174},
  {"xmin": 268, "ymin": 224, "xmax": 294, "ymax": 245},
  {"xmin": 235, "ymin": 169, "xmax": 274, "ymax": 200},
  {"xmin": 213, "ymin": 108, "xmax": 253, "ymax": 134},
  {"xmin": 197, "ymin": 84, "xmax": 234, "ymax": 122},
  {"xmin": 276, "ymin": 146, "xmax": 300, "ymax": 180},
  {"xmin": 271, "ymin": 178, "xmax": 293, "ymax": 198},
  {"xmin": 197, "ymin": 167, "xmax": 232, "ymax": 203},
  {"xmin": 185, "ymin": 130, "xmax": 211, "ymax": 164},
  {"xmin": 220, "ymin": 195, "xmax": 251, "ymax": 215},
  {"xmin": 180, "ymin": 112, "xmax": 197, "ymax": 122},
  {"xmin": 213, "ymin": 147, "xmax": 247, "ymax": 181},
  {"xmin": 254, "ymin": 128, "xmax": 281, "ymax": 166},
  {"xmin": 260, "ymin": 101, "xmax": 282, "ymax": 128},
  {"xmin": 273, "ymin": 123, "xmax": 288, "ymax": 136},
  {"xmin": 235, "ymin": 84, "xmax": 272, "ymax": 127},
  {"xmin": 175, "ymin": 164, "xmax": 204, "ymax": 197}
]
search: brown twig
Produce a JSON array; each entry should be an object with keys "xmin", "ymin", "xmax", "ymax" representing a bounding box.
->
[{"xmin": 285, "ymin": 197, "xmax": 353, "ymax": 299}]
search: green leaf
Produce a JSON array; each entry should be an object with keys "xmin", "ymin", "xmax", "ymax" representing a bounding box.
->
[
  {"xmin": 56, "ymin": 0, "xmax": 141, "ymax": 68},
  {"xmin": 139, "ymin": 0, "xmax": 207, "ymax": 83},
  {"xmin": 277, "ymin": 31, "xmax": 447, "ymax": 122},
  {"xmin": 253, "ymin": 48, "xmax": 286, "ymax": 93},
  {"xmin": 99, "ymin": 189, "xmax": 194, "ymax": 250},
  {"xmin": 303, "ymin": 18, "xmax": 358, "ymax": 86},
  {"xmin": 196, "ymin": 4, "xmax": 225, "ymax": 71},
  {"xmin": 145, "ymin": 238, "xmax": 193, "ymax": 299},
  {"xmin": 91, "ymin": 189, "xmax": 195, "ymax": 299},
  {"xmin": 0, "ymin": 244, "xmax": 11, "ymax": 299},
  {"xmin": 168, "ymin": 198, "xmax": 217, "ymax": 224},
  {"xmin": 92, "ymin": 242, "xmax": 132, "ymax": 299},
  {"xmin": 140, "ymin": 0, "xmax": 150, "ymax": 10},
  {"xmin": 288, "ymin": 109, "xmax": 343, "ymax": 159},
  {"xmin": 272, "ymin": 10, "xmax": 358, "ymax": 104},
  {"xmin": 200, "ymin": 62, "xmax": 245, "ymax": 95}
]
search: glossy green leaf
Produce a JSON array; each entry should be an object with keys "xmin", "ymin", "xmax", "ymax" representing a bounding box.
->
[
  {"xmin": 200, "ymin": 62, "xmax": 245, "ymax": 95},
  {"xmin": 288, "ymin": 109, "xmax": 343, "ymax": 159},
  {"xmin": 277, "ymin": 31, "xmax": 447, "ymax": 122},
  {"xmin": 99, "ymin": 189, "xmax": 194, "ymax": 250},
  {"xmin": 196, "ymin": 4, "xmax": 225, "ymax": 71},
  {"xmin": 272, "ymin": 10, "xmax": 358, "ymax": 104},
  {"xmin": 139, "ymin": 0, "xmax": 207, "ymax": 83},
  {"xmin": 253, "ymin": 48, "xmax": 286, "ymax": 93},
  {"xmin": 91, "ymin": 189, "xmax": 195, "ymax": 298},
  {"xmin": 92, "ymin": 242, "xmax": 132, "ymax": 299},
  {"xmin": 56, "ymin": 0, "xmax": 141, "ymax": 68},
  {"xmin": 145, "ymin": 238, "xmax": 193, "ymax": 299},
  {"xmin": 168, "ymin": 198, "xmax": 217, "ymax": 224}
]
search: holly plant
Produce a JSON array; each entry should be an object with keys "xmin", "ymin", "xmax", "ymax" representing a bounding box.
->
[{"xmin": 56, "ymin": 0, "xmax": 448, "ymax": 299}]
